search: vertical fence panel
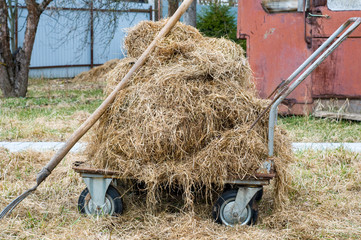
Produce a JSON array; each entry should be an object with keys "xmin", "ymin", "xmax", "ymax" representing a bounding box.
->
[
  {"xmin": 15, "ymin": 3, "xmax": 152, "ymax": 78},
  {"xmin": 93, "ymin": 7, "xmax": 152, "ymax": 65},
  {"xmin": 30, "ymin": 9, "xmax": 91, "ymax": 78}
]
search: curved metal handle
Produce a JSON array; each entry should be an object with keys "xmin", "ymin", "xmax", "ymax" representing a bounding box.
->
[{"xmin": 267, "ymin": 17, "xmax": 361, "ymax": 157}]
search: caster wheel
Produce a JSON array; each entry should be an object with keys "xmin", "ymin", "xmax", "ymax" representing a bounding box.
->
[
  {"xmin": 212, "ymin": 189, "xmax": 257, "ymax": 226},
  {"xmin": 255, "ymin": 187, "xmax": 263, "ymax": 202},
  {"xmin": 78, "ymin": 185, "xmax": 123, "ymax": 216}
]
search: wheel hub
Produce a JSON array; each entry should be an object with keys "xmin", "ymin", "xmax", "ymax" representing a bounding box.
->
[
  {"xmin": 220, "ymin": 200, "xmax": 251, "ymax": 226},
  {"xmin": 85, "ymin": 196, "xmax": 114, "ymax": 215}
]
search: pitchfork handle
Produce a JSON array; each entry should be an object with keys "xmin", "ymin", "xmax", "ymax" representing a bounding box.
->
[{"xmin": 38, "ymin": 0, "xmax": 196, "ymax": 182}]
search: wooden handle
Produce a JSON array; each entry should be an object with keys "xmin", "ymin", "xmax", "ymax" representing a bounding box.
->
[{"xmin": 42, "ymin": 0, "xmax": 195, "ymax": 174}]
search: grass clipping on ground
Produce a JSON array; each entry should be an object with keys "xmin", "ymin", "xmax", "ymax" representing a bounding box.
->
[
  {"xmin": 87, "ymin": 20, "xmax": 293, "ymax": 210},
  {"xmin": 73, "ymin": 59, "xmax": 121, "ymax": 82}
]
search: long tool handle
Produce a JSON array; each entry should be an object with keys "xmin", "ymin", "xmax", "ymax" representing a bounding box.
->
[
  {"xmin": 0, "ymin": 0, "xmax": 195, "ymax": 219},
  {"xmin": 41, "ymin": 0, "xmax": 195, "ymax": 180}
]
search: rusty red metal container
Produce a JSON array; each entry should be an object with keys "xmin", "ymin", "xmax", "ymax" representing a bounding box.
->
[{"xmin": 237, "ymin": 0, "xmax": 361, "ymax": 114}]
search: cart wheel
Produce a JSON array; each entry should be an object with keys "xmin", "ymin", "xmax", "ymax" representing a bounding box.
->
[
  {"xmin": 78, "ymin": 185, "xmax": 123, "ymax": 216},
  {"xmin": 212, "ymin": 189, "xmax": 256, "ymax": 226},
  {"xmin": 255, "ymin": 187, "xmax": 263, "ymax": 202}
]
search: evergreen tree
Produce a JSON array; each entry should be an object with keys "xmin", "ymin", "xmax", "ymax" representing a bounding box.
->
[{"xmin": 197, "ymin": 3, "xmax": 246, "ymax": 50}]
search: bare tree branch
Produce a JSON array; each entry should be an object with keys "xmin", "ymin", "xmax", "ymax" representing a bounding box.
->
[
  {"xmin": 39, "ymin": 0, "xmax": 53, "ymax": 11},
  {"xmin": 23, "ymin": 0, "xmax": 41, "ymax": 59},
  {"xmin": 25, "ymin": 0, "xmax": 38, "ymax": 12}
]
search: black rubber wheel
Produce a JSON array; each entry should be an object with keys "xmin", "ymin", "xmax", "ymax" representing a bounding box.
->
[
  {"xmin": 212, "ymin": 189, "xmax": 257, "ymax": 226},
  {"xmin": 255, "ymin": 187, "xmax": 263, "ymax": 202},
  {"xmin": 78, "ymin": 185, "xmax": 123, "ymax": 216}
]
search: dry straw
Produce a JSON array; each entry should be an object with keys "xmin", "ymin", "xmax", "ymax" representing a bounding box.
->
[
  {"xmin": 87, "ymin": 20, "xmax": 293, "ymax": 210},
  {"xmin": 73, "ymin": 59, "xmax": 121, "ymax": 82},
  {"xmin": 1, "ymin": 148, "xmax": 360, "ymax": 239}
]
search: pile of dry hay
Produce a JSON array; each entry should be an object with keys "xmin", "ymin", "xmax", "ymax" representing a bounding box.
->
[
  {"xmin": 87, "ymin": 20, "xmax": 293, "ymax": 210},
  {"xmin": 73, "ymin": 59, "xmax": 120, "ymax": 82}
]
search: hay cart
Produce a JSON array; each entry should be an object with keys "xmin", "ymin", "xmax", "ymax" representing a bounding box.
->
[{"xmin": 72, "ymin": 18, "xmax": 360, "ymax": 226}]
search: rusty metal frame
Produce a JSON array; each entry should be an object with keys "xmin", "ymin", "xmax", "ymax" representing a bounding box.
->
[
  {"xmin": 268, "ymin": 17, "xmax": 361, "ymax": 157},
  {"xmin": 73, "ymin": 162, "xmax": 272, "ymax": 187},
  {"xmin": 29, "ymin": 64, "xmax": 101, "ymax": 69}
]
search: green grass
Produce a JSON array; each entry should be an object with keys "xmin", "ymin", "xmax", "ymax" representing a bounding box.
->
[
  {"xmin": 0, "ymin": 78, "xmax": 105, "ymax": 141},
  {"xmin": 2, "ymin": 95, "xmax": 102, "ymax": 119},
  {"xmin": 278, "ymin": 115, "xmax": 361, "ymax": 142}
]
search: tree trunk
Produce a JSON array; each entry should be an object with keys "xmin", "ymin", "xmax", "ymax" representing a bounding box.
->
[
  {"xmin": 183, "ymin": 0, "xmax": 196, "ymax": 27},
  {"xmin": 0, "ymin": 0, "xmax": 42, "ymax": 97},
  {"xmin": 168, "ymin": 0, "xmax": 179, "ymax": 17},
  {"xmin": 0, "ymin": 0, "xmax": 15, "ymax": 97}
]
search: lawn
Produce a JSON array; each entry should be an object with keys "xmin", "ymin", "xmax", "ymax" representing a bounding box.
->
[
  {"xmin": 279, "ymin": 116, "xmax": 361, "ymax": 142},
  {"xmin": 0, "ymin": 78, "xmax": 104, "ymax": 142}
]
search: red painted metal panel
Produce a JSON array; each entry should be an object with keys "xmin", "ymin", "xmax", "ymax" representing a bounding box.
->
[
  {"xmin": 312, "ymin": 38, "xmax": 361, "ymax": 98},
  {"xmin": 310, "ymin": 4, "xmax": 361, "ymax": 100},
  {"xmin": 311, "ymin": 6, "xmax": 361, "ymax": 37},
  {"xmin": 238, "ymin": 0, "xmax": 313, "ymax": 114},
  {"xmin": 238, "ymin": 0, "xmax": 361, "ymax": 114}
]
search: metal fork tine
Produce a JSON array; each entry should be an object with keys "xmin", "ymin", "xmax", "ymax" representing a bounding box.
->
[{"xmin": 0, "ymin": 185, "xmax": 37, "ymax": 219}]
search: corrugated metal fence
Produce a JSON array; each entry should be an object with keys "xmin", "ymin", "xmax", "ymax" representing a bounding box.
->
[
  {"xmin": 15, "ymin": 2, "xmax": 152, "ymax": 78},
  {"xmin": 14, "ymin": 1, "xmax": 237, "ymax": 78}
]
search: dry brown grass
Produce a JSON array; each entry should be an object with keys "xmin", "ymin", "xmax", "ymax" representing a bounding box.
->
[
  {"xmin": 87, "ymin": 20, "xmax": 293, "ymax": 210},
  {"xmin": 1, "ymin": 148, "xmax": 360, "ymax": 239}
]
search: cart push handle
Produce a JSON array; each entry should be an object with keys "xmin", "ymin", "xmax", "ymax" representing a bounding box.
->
[
  {"xmin": 0, "ymin": 0, "xmax": 196, "ymax": 219},
  {"xmin": 264, "ymin": 17, "xmax": 361, "ymax": 157},
  {"xmin": 250, "ymin": 17, "xmax": 361, "ymax": 132}
]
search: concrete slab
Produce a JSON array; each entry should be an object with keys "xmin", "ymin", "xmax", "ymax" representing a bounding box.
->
[
  {"xmin": 292, "ymin": 142, "xmax": 361, "ymax": 152},
  {"xmin": 0, "ymin": 142, "xmax": 86, "ymax": 153},
  {"xmin": 1, "ymin": 142, "xmax": 361, "ymax": 153}
]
